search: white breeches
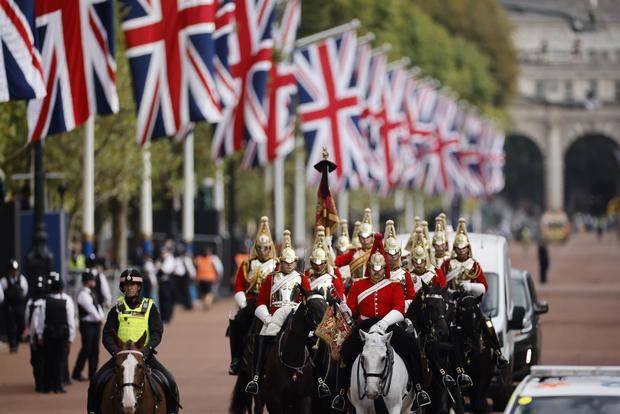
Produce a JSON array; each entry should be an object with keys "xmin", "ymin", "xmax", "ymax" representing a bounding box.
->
[{"xmin": 259, "ymin": 304, "xmax": 297, "ymax": 336}]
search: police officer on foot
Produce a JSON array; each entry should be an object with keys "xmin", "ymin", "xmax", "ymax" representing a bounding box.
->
[
  {"xmin": 87, "ymin": 269, "xmax": 180, "ymax": 414},
  {"xmin": 26, "ymin": 275, "xmax": 48, "ymax": 392},
  {"xmin": 2, "ymin": 259, "xmax": 29, "ymax": 353},
  {"xmin": 32, "ymin": 272, "xmax": 76, "ymax": 393},
  {"xmin": 72, "ymin": 269, "xmax": 104, "ymax": 381}
]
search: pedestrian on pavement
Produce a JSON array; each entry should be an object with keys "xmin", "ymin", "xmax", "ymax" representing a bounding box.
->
[
  {"xmin": 87, "ymin": 254, "xmax": 112, "ymax": 309},
  {"xmin": 156, "ymin": 246, "xmax": 176, "ymax": 323},
  {"xmin": 32, "ymin": 272, "xmax": 75, "ymax": 393},
  {"xmin": 1, "ymin": 259, "xmax": 29, "ymax": 353},
  {"xmin": 195, "ymin": 247, "xmax": 223, "ymax": 310},
  {"xmin": 538, "ymin": 240, "xmax": 550, "ymax": 284},
  {"xmin": 173, "ymin": 244, "xmax": 195, "ymax": 310},
  {"xmin": 72, "ymin": 270, "xmax": 104, "ymax": 382},
  {"xmin": 142, "ymin": 253, "xmax": 158, "ymax": 299},
  {"xmin": 25, "ymin": 275, "xmax": 47, "ymax": 392}
]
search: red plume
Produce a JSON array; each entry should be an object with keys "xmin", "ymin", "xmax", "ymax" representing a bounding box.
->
[{"xmin": 364, "ymin": 233, "xmax": 391, "ymax": 278}]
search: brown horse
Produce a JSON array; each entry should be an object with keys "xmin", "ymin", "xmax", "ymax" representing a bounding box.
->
[{"xmin": 100, "ymin": 333, "xmax": 167, "ymax": 414}]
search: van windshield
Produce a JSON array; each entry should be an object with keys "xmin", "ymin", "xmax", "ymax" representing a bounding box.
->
[{"xmin": 481, "ymin": 272, "xmax": 499, "ymax": 318}]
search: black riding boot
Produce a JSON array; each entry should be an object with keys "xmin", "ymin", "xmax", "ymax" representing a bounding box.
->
[
  {"xmin": 483, "ymin": 319, "xmax": 509, "ymax": 369},
  {"xmin": 228, "ymin": 318, "xmax": 242, "ymax": 375},
  {"xmin": 331, "ymin": 364, "xmax": 349, "ymax": 412},
  {"xmin": 245, "ymin": 335, "xmax": 267, "ymax": 395},
  {"xmin": 405, "ymin": 349, "xmax": 431, "ymax": 407}
]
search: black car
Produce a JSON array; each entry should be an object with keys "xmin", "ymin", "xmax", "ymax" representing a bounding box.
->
[{"xmin": 510, "ymin": 269, "xmax": 549, "ymax": 380}]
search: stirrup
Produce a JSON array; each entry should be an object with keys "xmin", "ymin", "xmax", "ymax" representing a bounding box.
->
[
  {"xmin": 317, "ymin": 378, "xmax": 331, "ymax": 398},
  {"xmin": 442, "ymin": 374, "xmax": 456, "ymax": 388},
  {"xmin": 458, "ymin": 373, "xmax": 473, "ymax": 388},
  {"xmin": 416, "ymin": 389, "xmax": 431, "ymax": 407},
  {"xmin": 496, "ymin": 354, "xmax": 509, "ymax": 369},
  {"xmin": 245, "ymin": 376, "xmax": 259, "ymax": 395},
  {"xmin": 331, "ymin": 390, "xmax": 346, "ymax": 412}
]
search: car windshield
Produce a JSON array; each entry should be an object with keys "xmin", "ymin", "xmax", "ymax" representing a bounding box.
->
[
  {"xmin": 511, "ymin": 279, "xmax": 531, "ymax": 311},
  {"xmin": 510, "ymin": 396, "xmax": 620, "ymax": 414},
  {"xmin": 481, "ymin": 272, "xmax": 498, "ymax": 317}
]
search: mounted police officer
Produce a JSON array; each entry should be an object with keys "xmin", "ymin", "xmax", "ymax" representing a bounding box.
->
[
  {"xmin": 87, "ymin": 268, "xmax": 179, "ymax": 414},
  {"xmin": 228, "ymin": 216, "xmax": 278, "ymax": 375},
  {"xmin": 245, "ymin": 230, "xmax": 310, "ymax": 395},
  {"xmin": 332, "ymin": 233, "xmax": 431, "ymax": 411},
  {"xmin": 441, "ymin": 218, "xmax": 509, "ymax": 369},
  {"xmin": 2, "ymin": 259, "xmax": 28, "ymax": 353},
  {"xmin": 72, "ymin": 269, "xmax": 105, "ymax": 382},
  {"xmin": 31, "ymin": 272, "xmax": 75, "ymax": 393}
]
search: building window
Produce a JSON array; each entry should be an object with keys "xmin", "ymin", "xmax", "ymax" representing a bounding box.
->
[
  {"xmin": 615, "ymin": 80, "xmax": 620, "ymax": 102},
  {"xmin": 588, "ymin": 79, "xmax": 598, "ymax": 99},
  {"xmin": 536, "ymin": 80, "xmax": 545, "ymax": 99},
  {"xmin": 565, "ymin": 80, "xmax": 574, "ymax": 101}
]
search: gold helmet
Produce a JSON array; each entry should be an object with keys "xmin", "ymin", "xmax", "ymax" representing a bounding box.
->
[
  {"xmin": 335, "ymin": 219, "xmax": 351, "ymax": 254},
  {"xmin": 310, "ymin": 226, "xmax": 329, "ymax": 265},
  {"xmin": 383, "ymin": 219, "xmax": 401, "ymax": 256},
  {"xmin": 421, "ymin": 220, "xmax": 435, "ymax": 266},
  {"xmin": 351, "ymin": 221, "xmax": 362, "ymax": 249},
  {"xmin": 365, "ymin": 233, "xmax": 390, "ymax": 277},
  {"xmin": 369, "ymin": 250, "xmax": 386, "ymax": 271},
  {"xmin": 453, "ymin": 217, "xmax": 472, "ymax": 253},
  {"xmin": 358, "ymin": 208, "xmax": 373, "ymax": 238},
  {"xmin": 279, "ymin": 230, "xmax": 298, "ymax": 264},
  {"xmin": 405, "ymin": 216, "xmax": 422, "ymax": 254},
  {"xmin": 432, "ymin": 215, "xmax": 448, "ymax": 246},
  {"xmin": 410, "ymin": 227, "xmax": 430, "ymax": 266},
  {"xmin": 251, "ymin": 216, "xmax": 276, "ymax": 259}
]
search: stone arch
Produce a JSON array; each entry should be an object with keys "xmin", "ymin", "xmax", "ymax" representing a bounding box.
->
[
  {"xmin": 563, "ymin": 124, "xmax": 620, "ymax": 156},
  {"xmin": 502, "ymin": 133, "xmax": 545, "ymax": 212},
  {"xmin": 564, "ymin": 132, "xmax": 620, "ymax": 215}
]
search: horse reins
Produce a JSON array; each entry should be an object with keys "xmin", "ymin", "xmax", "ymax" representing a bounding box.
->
[{"xmin": 357, "ymin": 344, "xmax": 395, "ymax": 400}]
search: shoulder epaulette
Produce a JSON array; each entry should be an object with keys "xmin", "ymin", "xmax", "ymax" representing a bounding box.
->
[{"xmin": 140, "ymin": 298, "xmax": 150, "ymax": 313}]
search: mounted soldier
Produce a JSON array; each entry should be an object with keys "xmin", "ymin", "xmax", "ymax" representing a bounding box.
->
[
  {"xmin": 305, "ymin": 226, "xmax": 345, "ymax": 301},
  {"xmin": 87, "ymin": 268, "xmax": 179, "ymax": 414},
  {"xmin": 409, "ymin": 227, "xmax": 447, "ymax": 294},
  {"xmin": 432, "ymin": 215, "xmax": 451, "ymax": 268},
  {"xmin": 383, "ymin": 220, "xmax": 416, "ymax": 309},
  {"xmin": 228, "ymin": 216, "xmax": 278, "ymax": 376},
  {"xmin": 441, "ymin": 218, "xmax": 509, "ymax": 369},
  {"xmin": 335, "ymin": 208, "xmax": 375, "ymax": 291},
  {"xmin": 331, "ymin": 233, "xmax": 431, "ymax": 411},
  {"xmin": 245, "ymin": 230, "xmax": 310, "ymax": 395}
]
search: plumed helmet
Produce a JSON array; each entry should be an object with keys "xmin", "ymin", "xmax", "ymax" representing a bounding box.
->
[
  {"xmin": 310, "ymin": 226, "xmax": 329, "ymax": 265},
  {"xmin": 432, "ymin": 215, "xmax": 448, "ymax": 246},
  {"xmin": 364, "ymin": 233, "xmax": 391, "ymax": 278},
  {"xmin": 81, "ymin": 269, "xmax": 97, "ymax": 284},
  {"xmin": 351, "ymin": 221, "xmax": 362, "ymax": 249},
  {"xmin": 48, "ymin": 271, "xmax": 64, "ymax": 290},
  {"xmin": 279, "ymin": 230, "xmax": 298, "ymax": 264},
  {"xmin": 119, "ymin": 268, "xmax": 143, "ymax": 289},
  {"xmin": 8, "ymin": 259, "xmax": 19, "ymax": 272},
  {"xmin": 421, "ymin": 220, "xmax": 435, "ymax": 266},
  {"xmin": 335, "ymin": 219, "xmax": 351, "ymax": 253},
  {"xmin": 251, "ymin": 216, "xmax": 276, "ymax": 259},
  {"xmin": 383, "ymin": 219, "xmax": 401, "ymax": 255},
  {"xmin": 452, "ymin": 218, "xmax": 472, "ymax": 253},
  {"xmin": 410, "ymin": 227, "xmax": 430, "ymax": 266},
  {"xmin": 358, "ymin": 208, "xmax": 373, "ymax": 238}
]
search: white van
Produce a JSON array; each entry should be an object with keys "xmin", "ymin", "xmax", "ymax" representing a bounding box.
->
[{"xmin": 397, "ymin": 232, "xmax": 525, "ymax": 409}]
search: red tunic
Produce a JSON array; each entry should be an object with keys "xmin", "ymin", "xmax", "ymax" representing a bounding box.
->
[
  {"xmin": 440, "ymin": 259, "xmax": 487, "ymax": 291},
  {"xmin": 434, "ymin": 267, "xmax": 447, "ymax": 288},
  {"xmin": 347, "ymin": 278, "xmax": 405, "ymax": 319},
  {"xmin": 233, "ymin": 258, "xmax": 279, "ymax": 299},
  {"xmin": 390, "ymin": 268, "xmax": 416, "ymax": 300},
  {"xmin": 256, "ymin": 272, "xmax": 311, "ymax": 314},
  {"xmin": 304, "ymin": 268, "xmax": 346, "ymax": 300},
  {"xmin": 335, "ymin": 249, "xmax": 355, "ymax": 266}
]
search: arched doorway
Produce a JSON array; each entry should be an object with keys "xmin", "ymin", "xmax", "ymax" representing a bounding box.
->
[
  {"xmin": 564, "ymin": 134, "xmax": 620, "ymax": 215},
  {"xmin": 502, "ymin": 134, "xmax": 545, "ymax": 214}
]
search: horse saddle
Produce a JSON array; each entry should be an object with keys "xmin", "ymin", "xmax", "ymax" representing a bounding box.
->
[{"xmin": 149, "ymin": 368, "xmax": 182, "ymax": 409}]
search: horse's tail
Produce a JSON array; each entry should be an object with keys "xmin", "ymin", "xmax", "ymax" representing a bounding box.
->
[
  {"xmin": 229, "ymin": 375, "xmax": 251, "ymax": 414},
  {"xmin": 373, "ymin": 397, "xmax": 389, "ymax": 414}
]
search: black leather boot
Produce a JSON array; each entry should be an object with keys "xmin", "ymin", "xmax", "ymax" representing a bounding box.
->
[
  {"xmin": 456, "ymin": 367, "xmax": 473, "ymax": 388},
  {"xmin": 228, "ymin": 319, "xmax": 241, "ymax": 375},
  {"xmin": 407, "ymin": 341, "xmax": 431, "ymax": 407},
  {"xmin": 483, "ymin": 318, "xmax": 509, "ymax": 369},
  {"xmin": 331, "ymin": 365, "xmax": 348, "ymax": 412},
  {"xmin": 245, "ymin": 336, "xmax": 266, "ymax": 395}
]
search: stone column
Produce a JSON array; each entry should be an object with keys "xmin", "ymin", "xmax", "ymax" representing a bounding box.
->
[{"xmin": 545, "ymin": 123, "xmax": 564, "ymax": 210}]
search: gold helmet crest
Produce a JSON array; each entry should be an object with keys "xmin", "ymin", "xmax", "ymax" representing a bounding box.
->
[
  {"xmin": 279, "ymin": 230, "xmax": 298, "ymax": 264},
  {"xmin": 410, "ymin": 227, "xmax": 430, "ymax": 265},
  {"xmin": 432, "ymin": 215, "xmax": 448, "ymax": 246},
  {"xmin": 335, "ymin": 219, "xmax": 351, "ymax": 254},
  {"xmin": 251, "ymin": 216, "xmax": 276, "ymax": 259},
  {"xmin": 358, "ymin": 208, "xmax": 373, "ymax": 238},
  {"xmin": 383, "ymin": 219, "xmax": 401, "ymax": 255},
  {"xmin": 453, "ymin": 217, "xmax": 472, "ymax": 252},
  {"xmin": 310, "ymin": 226, "xmax": 329, "ymax": 265},
  {"xmin": 351, "ymin": 221, "xmax": 362, "ymax": 249},
  {"xmin": 421, "ymin": 220, "xmax": 435, "ymax": 266}
]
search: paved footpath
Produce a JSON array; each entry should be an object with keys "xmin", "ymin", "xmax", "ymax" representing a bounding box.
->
[{"xmin": 1, "ymin": 233, "xmax": 618, "ymax": 413}]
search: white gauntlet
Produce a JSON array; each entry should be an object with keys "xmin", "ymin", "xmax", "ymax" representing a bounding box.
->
[{"xmin": 234, "ymin": 292, "xmax": 247, "ymax": 309}]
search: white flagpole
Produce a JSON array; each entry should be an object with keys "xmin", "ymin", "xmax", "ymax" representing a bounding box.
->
[
  {"xmin": 182, "ymin": 132, "xmax": 195, "ymax": 251},
  {"xmin": 338, "ymin": 190, "xmax": 348, "ymax": 221},
  {"xmin": 295, "ymin": 19, "xmax": 360, "ymax": 48},
  {"xmin": 371, "ymin": 198, "xmax": 380, "ymax": 228},
  {"xmin": 274, "ymin": 156, "xmax": 285, "ymax": 241},
  {"xmin": 141, "ymin": 146, "xmax": 153, "ymax": 256},
  {"xmin": 405, "ymin": 192, "xmax": 414, "ymax": 231},
  {"xmin": 82, "ymin": 116, "xmax": 95, "ymax": 256},
  {"xmin": 294, "ymin": 137, "xmax": 305, "ymax": 248},
  {"xmin": 214, "ymin": 159, "xmax": 226, "ymax": 233}
]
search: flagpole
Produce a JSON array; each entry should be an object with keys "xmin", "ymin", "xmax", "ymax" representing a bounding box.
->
[
  {"xmin": 274, "ymin": 156, "xmax": 285, "ymax": 243},
  {"xmin": 394, "ymin": 188, "xmax": 404, "ymax": 222},
  {"xmin": 214, "ymin": 159, "xmax": 226, "ymax": 233},
  {"xmin": 182, "ymin": 132, "xmax": 195, "ymax": 252},
  {"xmin": 370, "ymin": 198, "xmax": 380, "ymax": 229},
  {"xmin": 405, "ymin": 192, "xmax": 414, "ymax": 231},
  {"xmin": 141, "ymin": 146, "xmax": 153, "ymax": 257},
  {"xmin": 337, "ymin": 190, "xmax": 348, "ymax": 221},
  {"xmin": 294, "ymin": 136, "xmax": 305, "ymax": 248},
  {"xmin": 82, "ymin": 117, "xmax": 95, "ymax": 257},
  {"xmin": 295, "ymin": 19, "xmax": 360, "ymax": 48},
  {"xmin": 385, "ymin": 57, "xmax": 411, "ymax": 71}
]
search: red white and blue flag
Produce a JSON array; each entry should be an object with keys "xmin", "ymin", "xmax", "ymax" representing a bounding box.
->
[
  {"xmin": 121, "ymin": 0, "xmax": 222, "ymax": 146},
  {"xmin": 479, "ymin": 121, "xmax": 505, "ymax": 195},
  {"xmin": 242, "ymin": 0, "xmax": 299, "ymax": 167},
  {"xmin": 0, "ymin": 0, "xmax": 45, "ymax": 102},
  {"xmin": 212, "ymin": 0, "xmax": 275, "ymax": 159},
  {"xmin": 295, "ymin": 30, "xmax": 369, "ymax": 191},
  {"xmin": 27, "ymin": 0, "xmax": 118, "ymax": 142},
  {"xmin": 458, "ymin": 112, "xmax": 485, "ymax": 197}
]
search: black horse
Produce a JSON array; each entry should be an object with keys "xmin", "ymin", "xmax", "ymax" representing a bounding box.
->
[
  {"xmin": 259, "ymin": 291, "xmax": 328, "ymax": 414},
  {"xmin": 230, "ymin": 318, "xmax": 265, "ymax": 414},
  {"xmin": 454, "ymin": 294, "xmax": 496, "ymax": 414},
  {"xmin": 407, "ymin": 283, "xmax": 465, "ymax": 414}
]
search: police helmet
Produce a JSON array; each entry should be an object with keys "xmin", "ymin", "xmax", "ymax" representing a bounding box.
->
[
  {"xmin": 119, "ymin": 268, "xmax": 143, "ymax": 291},
  {"xmin": 48, "ymin": 272, "xmax": 64, "ymax": 290},
  {"xmin": 81, "ymin": 269, "xmax": 97, "ymax": 284},
  {"xmin": 8, "ymin": 259, "xmax": 19, "ymax": 272}
]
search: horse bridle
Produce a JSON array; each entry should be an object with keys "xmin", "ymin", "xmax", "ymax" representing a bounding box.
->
[
  {"xmin": 115, "ymin": 350, "xmax": 146, "ymax": 404},
  {"xmin": 357, "ymin": 344, "xmax": 394, "ymax": 400},
  {"xmin": 422, "ymin": 294, "xmax": 448, "ymax": 336}
]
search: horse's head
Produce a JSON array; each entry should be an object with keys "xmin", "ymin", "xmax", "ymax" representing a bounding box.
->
[
  {"xmin": 420, "ymin": 284, "xmax": 451, "ymax": 343},
  {"xmin": 457, "ymin": 294, "xmax": 483, "ymax": 336},
  {"xmin": 113, "ymin": 332, "xmax": 148, "ymax": 414},
  {"xmin": 359, "ymin": 330, "xmax": 392, "ymax": 400},
  {"xmin": 300, "ymin": 287, "xmax": 328, "ymax": 329}
]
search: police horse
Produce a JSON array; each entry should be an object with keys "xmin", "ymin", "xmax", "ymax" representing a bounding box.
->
[{"xmin": 100, "ymin": 333, "xmax": 167, "ymax": 414}]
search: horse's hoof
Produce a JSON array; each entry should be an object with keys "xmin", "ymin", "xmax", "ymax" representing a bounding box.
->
[
  {"xmin": 416, "ymin": 390, "xmax": 431, "ymax": 407},
  {"xmin": 458, "ymin": 373, "xmax": 473, "ymax": 388}
]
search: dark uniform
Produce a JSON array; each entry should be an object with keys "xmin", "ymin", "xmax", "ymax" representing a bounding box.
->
[
  {"xmin": 26, "ymin": 275, "xmax": 47, "ymax": 392},
  {"xmin": 2, "ymin": 260, "xmax": 28, "ymax": 353},
  {"xmin": 72, "ymin": 271, "xmax": 104, "ymax": 381}
]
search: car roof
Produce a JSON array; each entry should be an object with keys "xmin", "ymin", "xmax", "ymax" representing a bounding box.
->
[{"xmin": 516, "ymin": 366, "xmax": 620, "ymax": 397}]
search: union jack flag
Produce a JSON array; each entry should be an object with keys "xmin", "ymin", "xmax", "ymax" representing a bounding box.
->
[
  {"xmin": 214, "ymin": 0, "xmax": 236, "ymax": 107},
  {"xmin": 0, "ymin": 0, "xmax": 45, "ymax": 102},
  {"xmin": 479, "ymin": 121, "xmax": 505, "ymax": 195},
  {"xmin": 212, "ymin": 0, "xmax": 275, "ymax": 159},
  {"xmin": 458, "ymin": 112, "xmax": 485, "ymax": 197},
  {"xmin": 27, "ymin": 0, "xmax": 118, "ymax": 142},
  {"xmin": 242, "ymin": 0, "xmax": 299, "ymax": 167},
  {"xmin": 121, "ymin": 0, "xmax": 222, "ymax": 146},
  {"xmin": 295, "ymin": 30, "xmax": 369, "ymax": 191}
]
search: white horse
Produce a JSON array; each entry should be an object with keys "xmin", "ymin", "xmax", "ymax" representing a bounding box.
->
[{"xmin": 349, "ymin": 330, "xmax": 414, "ymax": 414}]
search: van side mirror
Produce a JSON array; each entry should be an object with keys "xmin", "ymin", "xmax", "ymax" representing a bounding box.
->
[
  {"xmin": 534, "ymin": 301, "xmax": 549, "ymax": 315},
  {"xmin": 508, "ymin": 306, "xmax": 526, "ymax": 330}
]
